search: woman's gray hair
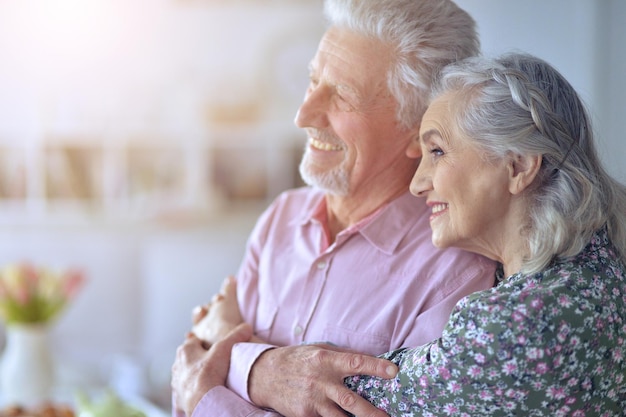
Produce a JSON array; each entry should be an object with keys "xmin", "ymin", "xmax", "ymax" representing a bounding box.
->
[
  {"xmin": 323, "ymin": 0, "xmax": 479, "ymax": 130},
  {"xmin": 433, "ymin": 52, "xmax": 626, "ymax": 273}
]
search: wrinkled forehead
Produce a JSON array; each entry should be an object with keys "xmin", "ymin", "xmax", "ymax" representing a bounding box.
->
[{"xmin": 419, "ymin": 92, "xmax": 460, "ymax": 142}]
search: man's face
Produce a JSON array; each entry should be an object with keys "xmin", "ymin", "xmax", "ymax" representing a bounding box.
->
[{"xmin": 295, "ymin": 26, "xmax": 415, "ymax": 196}]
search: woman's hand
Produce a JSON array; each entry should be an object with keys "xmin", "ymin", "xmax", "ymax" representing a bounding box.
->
[
  {"xmin": 191, "ymin": 276, "xmax": 244, "ymax": 345},
  {"xmin": 171, "ymin": 323, "xmax": 253, "ymax": 416}
]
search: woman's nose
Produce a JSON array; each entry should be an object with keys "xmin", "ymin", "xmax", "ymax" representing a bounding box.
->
[{"xmin": 409, "ymin": 161, "xmax": 432, "ymax": 198}]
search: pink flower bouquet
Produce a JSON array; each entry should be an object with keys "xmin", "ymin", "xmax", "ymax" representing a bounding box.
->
[{"xmin": 0, "ymin": 263, "xmax": 85, "ymax": 325}]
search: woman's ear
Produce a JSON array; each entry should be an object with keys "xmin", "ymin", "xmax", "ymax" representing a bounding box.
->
[{"xmin": 508, "ymin": 153, "xmax": 542, "ymax": 195}]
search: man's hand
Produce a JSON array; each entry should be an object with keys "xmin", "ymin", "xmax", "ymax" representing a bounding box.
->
[
  {"xmin": 248, "ymin": 344, "xmax": 397, "ymax": 417},
  {"xmin": 171, "ymin": 323, "xmax": 253, "ymax": 416},
  {"xmin": 191, "ymin": 276, "xmax": 245, "ymax": 345}
]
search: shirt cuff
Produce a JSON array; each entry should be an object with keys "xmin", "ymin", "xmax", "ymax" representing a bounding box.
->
[
  {"xmin": 191, "ymin": 386, "xmax": 271, "ymax": 417},
  {"xmin": 226, "ymin": 342, "xmax": 277, "ymax": 402}
]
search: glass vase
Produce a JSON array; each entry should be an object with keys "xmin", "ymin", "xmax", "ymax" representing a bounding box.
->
[{"xmin": 0, "ymin": 323, "xmax": 54, "ymax": 407}]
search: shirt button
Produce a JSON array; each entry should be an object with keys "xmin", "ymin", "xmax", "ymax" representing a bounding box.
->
[
  {"xmin": 294, "ymin": 325, "xmax": 303, "ymax": 335},
  {"xmin": 316, "ymin": 261, "xmax": 326, "ymax": 270}
]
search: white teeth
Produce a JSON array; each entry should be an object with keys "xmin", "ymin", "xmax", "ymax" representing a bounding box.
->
[
  {"xmin": 432, "ymin": 204, "xmax": 448, "ymax": 214},
  {"xmin": 310, "ymin": 138, "xmax": 342, "ymax": 151}
]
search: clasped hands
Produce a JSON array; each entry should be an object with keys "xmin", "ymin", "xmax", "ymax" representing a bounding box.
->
[{"xmin": 171, "ymin": 276, "xmax": 396, "ymax": 417}]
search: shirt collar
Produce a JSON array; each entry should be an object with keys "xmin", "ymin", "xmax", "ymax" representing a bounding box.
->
[
  {"xmin": 298, "ymin": 190, "xmax": 422, "ymax": 255},
  {"xmin": 355, "ymin": 191, "xmax": 423, "ymax": 255}
]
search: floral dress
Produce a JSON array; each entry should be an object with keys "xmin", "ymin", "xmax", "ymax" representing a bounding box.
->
[{"xmin": 345, "ymin": 228, "xmax": 626, "ymax": 416}]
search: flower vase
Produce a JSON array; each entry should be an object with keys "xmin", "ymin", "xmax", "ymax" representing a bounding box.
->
[{"xmin": 0, "ymin": 324, "xmax": 55, "ymax": 406}]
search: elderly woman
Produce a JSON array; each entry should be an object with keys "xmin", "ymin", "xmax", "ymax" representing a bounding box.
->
[{"xmin": 344, "ymin": 52, "xmax": 626, "ymax": 415}]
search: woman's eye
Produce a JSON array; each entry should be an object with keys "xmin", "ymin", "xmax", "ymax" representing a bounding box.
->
[{"xmin": 430, "ymin": 147, "xmax": 444, "ymax": 156}]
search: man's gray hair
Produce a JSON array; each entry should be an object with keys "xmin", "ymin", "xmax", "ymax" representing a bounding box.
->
[{"xmin": 323, "ymin": 0, "xmax": 479, "ymax": 129}]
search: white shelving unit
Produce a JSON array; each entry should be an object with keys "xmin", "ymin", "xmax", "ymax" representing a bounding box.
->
[{"xmin": 0, "ymin": 123, "xmax": 305, "ymax": 226}]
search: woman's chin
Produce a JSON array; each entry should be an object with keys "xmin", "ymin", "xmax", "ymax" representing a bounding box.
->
[{"xmin": 431, "ymin": 235, "xmax": 451, "ymax": 249}]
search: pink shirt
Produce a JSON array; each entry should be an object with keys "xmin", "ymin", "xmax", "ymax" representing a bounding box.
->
[{"xmin": 176, "ymin": 187, "xmax": 497, "ymax": 416}]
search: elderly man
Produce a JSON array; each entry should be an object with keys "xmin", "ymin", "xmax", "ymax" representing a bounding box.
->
[{"xmin": 172, "ymin": 1, "xmax": 495, "ymax": 416}]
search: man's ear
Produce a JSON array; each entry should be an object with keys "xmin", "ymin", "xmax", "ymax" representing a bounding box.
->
[
  {"xmin": 508, "ymin": 153, "xmax": 542, "ymax": 195},
  {"xmin": 405, "ymin": 127, "xmax": 423, "ymax": 159}
]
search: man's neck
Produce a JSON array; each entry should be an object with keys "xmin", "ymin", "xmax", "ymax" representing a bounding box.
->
[{"xmin": 324, "ymin": 185, "xmax": 408, "ymax": 243}]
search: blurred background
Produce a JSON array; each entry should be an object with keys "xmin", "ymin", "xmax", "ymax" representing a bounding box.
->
[{"xmin": 0, "ymin": 0, "xmax": 624, "ymax": 411}]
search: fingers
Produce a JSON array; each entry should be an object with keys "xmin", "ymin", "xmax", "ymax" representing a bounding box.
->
[
  {"xmin": 191, "ymin": 276, "xmax": 237, "ymax": 325},
  {"xmin": 326, "ymin": 385, "xmax": 389, "ymax": 417},
  {"xmin": 210, "ymin": 322, "xmax": 253, "ymax": 356},
  {"xmin": 338, "ymin": 352, "xmax": 398, "ymax": 380},
  {"xmin": 192, "ymin": 305, "xmax": 208, "ymax": 324},
  {"xmin": 221, "ymin": 275, "xmax": 237, "ymax": 296}
]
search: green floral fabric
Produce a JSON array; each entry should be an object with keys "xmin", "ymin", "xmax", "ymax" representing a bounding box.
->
[{"xmin": 346, "ymin": 228, "xmax": 626, "ymax": 416}]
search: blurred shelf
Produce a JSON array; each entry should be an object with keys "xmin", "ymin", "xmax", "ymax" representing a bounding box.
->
[{"xmin": 0, "ymin": 124, "xmax": 305, "ymax": 227}]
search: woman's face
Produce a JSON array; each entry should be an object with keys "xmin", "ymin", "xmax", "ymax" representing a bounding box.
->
[{"xmin": 409, "ymin": 92, "xmax": 513, "ymax": 259}]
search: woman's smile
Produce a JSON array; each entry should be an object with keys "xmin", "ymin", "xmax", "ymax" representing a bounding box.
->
[{"xmin": 429, "ymin": 202, "xmax": 449, "ymax": 222}]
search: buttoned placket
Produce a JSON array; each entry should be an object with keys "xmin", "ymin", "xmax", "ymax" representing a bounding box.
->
[{"xmin": 292, "ymin": 252, "xmax": 333, "ymax": 343}]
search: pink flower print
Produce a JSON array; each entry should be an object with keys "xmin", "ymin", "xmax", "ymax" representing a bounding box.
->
[
  {"xmin": 468, "ymin": 365, "xmax": 482, "ymax": 378},
  {"xmin": 547, "ymin": 385, "xmax": 567, "ymax": 400},
  {"xmin": 526, "ymin": 347, "xmax": 544, "ymax": 360},
  {"xmin": 558, "ymin": 294, "xmax": 572, "ymax": 307},
  {"xmin": 378, "ymin": 398, "xmax": 390, "ymax": 410},
  {"xmin": 478, "ymin": 390, "xmax": 493, "ymax": 401},
  {"xmin": 438, "ymin": 367, "xmax": 451, "ymax": 380},
  {"xmin": 511, "ymin": 310, "xmax": 525, "ymax": 322},
  {"xmin": 447, "ymin": 381, "xmax": 462, "ymax": 393},
  {"xmin": 502, "ymin": 360, "xmax": 518, "ymax": 376},
  {"xmin": 531, "ymin": 379, "xmax": 544, "ymax": 390},
  {"xmin": 443, "ymin": 404, "xmax": 459, "ymax": 415},
  {"xmin": 535, "ymin": 362, "xmax": 549, "ymax": 374},
  {"xmin": 581, "ymin": 378, "xmax": 592, "ymax": 390},
  {"xmin": 503, "ymin": 401, "xmax": 517, "ymax": 410},
  {"xmin": 552, "ymin": 354, "xmax": 564, "ymax": 367},
  {"xmin": 555, "ymin": 406, "xmax": 571, "ymax": 417},
  {"xmin": 530, "ymin": 297, "xmax": 544, "ymax": 310},
  {"xmin": 388, "ymin": 378, "xmax": 401, "ymax": 393}
]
